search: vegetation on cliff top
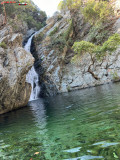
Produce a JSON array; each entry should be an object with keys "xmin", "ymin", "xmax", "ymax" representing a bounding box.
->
[
  {"xmin": 58, "ymin": 0, "xmax": 116, "ymax": 63},
  {"xmin": 82, "ymin": 0, "xmax": 113, "ymax": 25},
  {"xmin": 0, "ymin": 0, "xmax": 47, "ymax": 30},
  {"xmin": 58, "ymin": 0, "xmax": 82, "ymax": 10},
  {"xmin": 58, "ymin": 0, "xmax": 113, "ymax": 24}
]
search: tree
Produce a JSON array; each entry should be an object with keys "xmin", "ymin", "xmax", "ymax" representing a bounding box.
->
[
  {"xmin": 71, "ymin": 34, "xmax": 120, "ymax": 63},
  {"xmin": 58, "ymin": 0, "xmax": 82, "ymax": 11},
  {"xmin": 82, "ymin": 0, "xmax": 113, "ymax": 24}
]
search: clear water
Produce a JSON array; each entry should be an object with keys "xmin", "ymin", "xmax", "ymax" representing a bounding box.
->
[{"xmin": 1, "ymin": 83, "xmax": 120, "ymax": 160}]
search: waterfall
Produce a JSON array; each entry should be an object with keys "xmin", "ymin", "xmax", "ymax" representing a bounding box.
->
[{"xmin": 24, "ymin": 33, "xmax": 40, "ymax": 101}]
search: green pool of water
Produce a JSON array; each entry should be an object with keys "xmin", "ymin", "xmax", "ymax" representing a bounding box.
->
[{"xmin": 1, "ymin": 83, "xmax": 120, "ymax": 160}]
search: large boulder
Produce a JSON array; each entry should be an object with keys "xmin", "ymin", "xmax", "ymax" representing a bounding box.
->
[{"xmin": 0, "ymin": 26, "xmax": 34, "ymax": 114}]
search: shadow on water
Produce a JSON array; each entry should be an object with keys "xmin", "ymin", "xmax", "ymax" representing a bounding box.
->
[{"xmin": 1, "ymin": 83, "xmax": 120, "ymax": 159}]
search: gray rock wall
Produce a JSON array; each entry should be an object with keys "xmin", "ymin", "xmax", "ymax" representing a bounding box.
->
[
  {"xmin": 34, "ymin": 5, "xmax": 120, "ymax": 96},
  {"xmin": 0, "ymin": 25, "xmax": 34, "ymax": 114}
]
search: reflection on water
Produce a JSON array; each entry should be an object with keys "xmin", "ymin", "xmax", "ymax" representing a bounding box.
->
[
  {"xmin": 1, "ymin": 83, "xmax": 120, "ymax": 159},
  {"xmin": 28, "ymin": 99, "xmax": 47, "ymax": 132}
]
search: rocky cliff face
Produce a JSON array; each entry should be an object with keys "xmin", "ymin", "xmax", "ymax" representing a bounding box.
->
[
  {"xmin": 0, "ymin": 25, "xmax": 34, "ymax": 114},
  {"xmin": 33, "ymin": 2, "xmax": 120, "ymax": 97}
]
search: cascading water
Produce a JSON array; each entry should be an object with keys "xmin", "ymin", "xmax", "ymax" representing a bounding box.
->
[{"xmin": 24, "ymin": 33, "xmax": 40, "ymax": 101}]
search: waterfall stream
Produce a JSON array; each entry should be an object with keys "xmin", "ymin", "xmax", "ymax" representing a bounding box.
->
[{"xmin": 24, "ymin": 34, "xmax": 40, "ymax": 101}]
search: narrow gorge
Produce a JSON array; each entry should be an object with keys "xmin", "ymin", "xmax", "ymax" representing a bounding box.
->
[
  {"xmin": 1, "ymin": 0, "xmax": 120, "ymax": 113},
  {"xmin": 1, "ymin": 0, "xmax": 120, "ymax": 159}
]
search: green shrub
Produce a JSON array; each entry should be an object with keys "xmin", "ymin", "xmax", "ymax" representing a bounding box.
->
[
  {"xmin": 8, "ymin": 19, "xmax": 19, "ymax": 32},
  {"xmin": 35, "ymin": 22, "xmax": 44, "ymax": 30},
  {"xmin": 58, "ymin": 0, "xmax": 82, "ymax": 11},
  {"xmin": 71, "ymin": 41, "xmax": 96, "ymax": 63},
  {"xmin": 72, "ymin": 41, "xmax": 96, "ymax": 55},
  {"xmin": 35, "ymin": 32, "xmax": 44, "ymax": 42},
  {"xmin": 49, "ymin": 20, "xmax": 73, "ymax": 52},
  {"xmin": 57, "ymin": 0, "xmax": 65, "ymax": 11},
  {"xmin": 87, "ymin": 23, "xmax": 110, "ymax": 44},
  {"xmin": 95, "ymin": 33, "xmax": 120, "ymax": 59},
  {"xmin": 0, "ymin": 0, "xmax": 47, "ymax": 30},
  {"xmin": 102, "ymin": 34, "xmax": 120, "ymax": 52},
  {"xmin": 0, "ymin": 42, "xmax": 7, "ymax": 49},
  {"xmin": 82, "ymin": 0, "xmax": 113, "ymax": 25},
  {"xmin": 63, "ymin": 20, "xmax": 73, "ymax": 40},
  {"xmin": 49, "ymin": 27, "xmax": 58, "ymax": 36},
  {"xmin": 67, "ymin": 85, "xmax": 71, "ymax": 92},
  {"xmin": 111, "ymin": 71, "xmax": 120, "ymax": 81},
  {"xmin": 49, "ymin": 37, "xmax": 66, "ymax": 52}
]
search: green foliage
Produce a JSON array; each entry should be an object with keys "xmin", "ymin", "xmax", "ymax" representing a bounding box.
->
[
  {"xmin": 58, "ymin": 0, "xmax": 113, "ymax": 26},
  {"xmin": 71, "ymin": 54, "xmax": 81, "ymax": 64},
  {"xmin": 23, "ymin": 15, "xmax": 43, "ymax": 30},
  {"xmin": 95, "ymin": 33, "xmax": 120, "ymax": 59},
  {"xmin": 58, "ymin": 1, "xmax": 65, "ymax": 11},
  {"xmin": 67, "ymin": 85, "xmax": 71, "ymax": 92},
  {"xmin": 58, "ymin": 0, "xmax": 82, "ymax": 11},
  {"xmin": 71, "ymin": 41, "xmax": 96, "ymax": 64},
  {"xmin": 0, "ymin": 42, "xmax": 7, "ymax": 49},
  {"xmin": 111, "ymin": 71, "xmax": 120, "ymax": 82},
  {"xmin": 113, "ymin": 152, "xmax": 119, "ymax": 159},
  {"xmin": 49, "ymin": 27, "xmax": 58, "ymax": 36},
  {"xmin": 82, "ymin": 0, "xmax": 113, "ymax": 25},
  {"xmin": 50, "ymin": 37, "xmax": 67, "ymax": 52},
  {"xmin": 49, "ymin": 20, "xmax": 73, "ymax": 52},
  {"xmin": 63, "ymin": 20, "xmax": 73, "ymax": 40},
  {"xmin": 49, "ymin": 20, "xmax": 73, "ymax": 40},
  {"xmin": 35, "ymin": 32, "xmax": 44, "ymax": 42},
  {"xmin": 8, "ymin": 19, "xmax": 19, "ymax": 32},
  {"xmin": 87, "ymin": 23, "xmax": 110, "ymax": 44},
  {"xmin": 72, "ymin": 41, "xmax": 96, "ymax": 55},
  {"xmin": 0, "ymin": 0, "xmax": 47, "ymax": 30},
  {"xmin": 68, "ymin": 37, "xmax": 74, "ymax": 46},
  {"xmin": 71, "ymin": 34, "xmax": 120, "ymax": 63},
  {"xmin": 102, "ymin": 34, "xmax": 120, "ymax": 52}
]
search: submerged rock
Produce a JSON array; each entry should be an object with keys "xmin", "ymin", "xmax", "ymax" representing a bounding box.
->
[{"xmin": 0, "ymin": 26, "xmax": 34, "ymax": 114}]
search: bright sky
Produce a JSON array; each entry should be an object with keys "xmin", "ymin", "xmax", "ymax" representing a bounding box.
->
[{"xmin": 32, "ymin": 0, "xmax": 61, "ymax": 17}]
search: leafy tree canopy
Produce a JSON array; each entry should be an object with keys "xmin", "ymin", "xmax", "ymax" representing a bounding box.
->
[
  {"xmin": 58, "ymin": 0, "xmax": 113, "ymax": 25},
  {"xmin": 58, "ymin": 0, "xmax": 82, "ymax": 11},
  {"xmin": 72, "ymin": 34, "xmax": 120, "ymax": 63},
  {"xmin": 82, "ymin": 0, "xmax": 113, "ymax": 24}
]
